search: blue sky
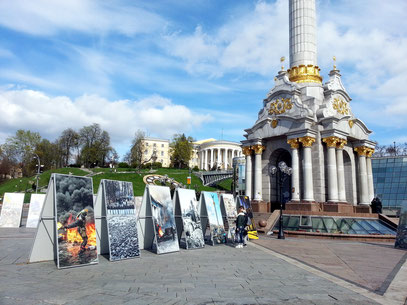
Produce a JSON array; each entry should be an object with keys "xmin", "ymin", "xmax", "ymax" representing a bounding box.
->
[{"xmin": 0, "ymin": 0, "xmax": 406, "ymax": 158}]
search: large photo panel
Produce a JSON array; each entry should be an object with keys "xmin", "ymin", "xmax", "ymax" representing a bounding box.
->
[
  {"xmin": 177, "ymin": 189, "xmax": 204, "ymax": 249},
  {"xmin": 148, "ymin": 185, "xmax": 179, "ymax": 254},
  {"xmin": 55, "ymin": 174, "xmax": 98, "ymax": 268},
  {"xmin": 103, "ymin": 179, "xmax": 140, "ymax": 261},
  {"xmin": 203, "ymin": 192, "xmax": 226, "ymax": 245},
  {"xmin": 26, "ymin": 194, "xmax": 46, "ymax": 228},
  {"xmin": 0, "ymin": 193, "xmax": 25, "ymax": 228}
]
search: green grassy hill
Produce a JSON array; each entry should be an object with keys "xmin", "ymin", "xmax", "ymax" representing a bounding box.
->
[{"xmin": 0, "ymin": 167, "xmax": 232, "ymax": 201}]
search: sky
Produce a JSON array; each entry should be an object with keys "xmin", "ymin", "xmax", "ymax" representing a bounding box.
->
[{"xmin": 0, "ymin": 0, "xmax": 406, "ymax": 158}]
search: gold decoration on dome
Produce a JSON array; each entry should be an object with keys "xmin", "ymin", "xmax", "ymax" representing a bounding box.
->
[
  {"xmin": 287, "ymin": 65, "xmax": 322, "ymax": 83},
  {"xmin": 298, "ymin": 136, "xmax": 316, "ymax": 147},
  {"xmin": 336, "ymin": 138, "xmax": 347, "ymax": 149},
  {"xmin": 252, "ymin": 144, "xmax": 265, "ymax": 155},
  {"xmin": 280, "ymin": 56, "xmax": 286, "ymax": 71},
  {"xmin": 354, "ymin": 146, "xmax": 370, "ymax": 157},
  {"xmin": 271, "ymin": 119, "xmax": 278, "ymax": 128},
  {"xmin": 242, "ymin": 146, "xmax": 253, "ymax": 156},
  {"xmin": 333, "ymin": 97, "xmax": 349, "ymax": 115},
  {"xmin": 287, "ymin": 138, "xmax": 299, "ymax": 149},
  {"xmin": 268, "ymin": 98, "xmax": 292, "ymax": 115},
  {"xmin": 322, "ymin": 136, "xmax": 339, "ymax": 148},
  {"xmin": 348, "ymin": 120, "xmax": 354, "ymax": 128}
]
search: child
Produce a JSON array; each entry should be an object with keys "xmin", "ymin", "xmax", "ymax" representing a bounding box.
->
[{"xmin": 235, "ymin": 206, "xmax": 246, "ymax": 248}]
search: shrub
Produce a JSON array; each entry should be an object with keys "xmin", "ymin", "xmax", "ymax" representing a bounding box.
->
[
  {"xmin": 192, "ymin": 166, "xmax": 199, "ymax": 171},
  {"xmin": 118, "ymin": 162, "xmax": 129, "ymax": 168}
]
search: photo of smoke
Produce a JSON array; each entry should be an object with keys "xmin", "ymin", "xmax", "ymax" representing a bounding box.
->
[
  {"xmin": 55, "ymin": 174, "xmax": 98, "ymax": 269},
  {"xmin": 0, "ymin": 193, "xmax": 25, "ymax": 228},
  {"xmin": 148, "ymin": 185, "xmax": 179, "ymax": 254},
  {"xmin": 103, "ymin": 179, "xmax": 140, "ymax": 261},
  {"xmin": 178, "ymin": 189, "xmax": 204, "ymax": 249},
  {"xmin": 26, "ymin": 194, "xmax": 46, "ymax": 228},
  {"xmin": 203, "ymin": 192, "xmax": 226, "ymax": 245}
]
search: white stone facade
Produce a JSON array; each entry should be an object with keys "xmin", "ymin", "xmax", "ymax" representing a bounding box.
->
[
  {"xmin": 242, "ymin": 0, "xmax": 375, "ymax": 207},
  {"xmin": 194, "ymin": 140, "xmax": 242, "ymax": 170},
  {"xmin": 142, "ymin": 137, "xmax": 171, "ymax": 167}
]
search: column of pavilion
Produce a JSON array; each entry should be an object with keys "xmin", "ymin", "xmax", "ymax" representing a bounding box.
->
[{"xmin": 200, "ymin": 147, "xmax": 242, "ymax": 170}]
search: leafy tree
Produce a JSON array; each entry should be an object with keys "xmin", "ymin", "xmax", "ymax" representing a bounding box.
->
[
  {"xmin": 127, "ymin": 130, "xmax": 145, "ymax": 169},
  {"xmin": 33, "ymin": 139, "xmax": 61, "ymax": 171},
  {"xmin": 58, "ymin": 128, "xmax": 79, "ymax": 167},
  {"xmin": 3, "ymin": 129, "xmax": 41, "ymax": 176},
  {"xmin": 78, "ymin": 123, "xmax": 112, "ymax": 167},
  {"xmin": 170, "ymin": 133, "xmax": 194, "ymax": 169}
]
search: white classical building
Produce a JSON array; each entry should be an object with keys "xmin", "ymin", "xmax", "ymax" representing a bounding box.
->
[
  {"xmin": 191, "ymin": 139, "xmax": 242, "ymax": 170},
  {"xmin": 242, "ymin": 0, "xmax": 375, "ymax": 208}
]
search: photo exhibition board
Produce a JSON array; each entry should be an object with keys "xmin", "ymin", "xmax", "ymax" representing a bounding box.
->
[
  {"xmin": 103, "ymin": 179, "xmax": 140, "ymax": 261},
  {"xmin": 202, "ymin": 192, "xmax": 226, "ymax": 245},
  {"xmin": 0, "ymin": 192, "xmax": 25, "ymax": 228},
  {"xmin": 175, "ymin": 188, "xmax": 204, "ymax": 249},
  {"xmin": 220, "ymin": 193, "xmax": 237, "ymax": 240},
  {"xmin": 54, "ymin": 174, "xmax": 98, "ymax": 269},
  {"xmin": 395, "ymin": 201, "xmax": 407, "ymax": 249},
  {"xmin": 26, "ymin": 194, "xmax": 46, "ymax": 228},
  {"xmin": 148, "ymin": 185, "xmax": 179, "ymax": 254}
]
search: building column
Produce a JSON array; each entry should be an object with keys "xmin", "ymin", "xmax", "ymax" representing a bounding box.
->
[
  {"xmin": 252, "ymin": 144, "xmax": 265, "ymax": 201},
  {"xmin": 299, "ymin": 136, "xmax": 316, "ymax": 202},
  {"xmin": 242, "ymin": 147, "xmax": 253, "ymax": 199},
  {"xmin": 209, "ymin": 149, "xmax": 214, "ymax": 170},
  {"xmin": 336, "ymin": 139, "xmax": 347, "ymax": 202},
  {"xmin": 366, "ymin": 148, "xmax": 375, "ymax": 202},
  {"xmin": 287, "ymin": 139, "xmax": 300, "ymax": 202},
  {"xmin": 223, "ymin": 148, "xmax": 228, "ymax": 170},
  {"xmin": 204, "ymin": 149, "xmax": 208, "ymax": 170},
  {"xmin": 323, "ymin": 137, "xmax": 340, "ymax": 202},
  {"xmin": 354, "ymin": 146, "xmax": 369, "ymax": 205}
]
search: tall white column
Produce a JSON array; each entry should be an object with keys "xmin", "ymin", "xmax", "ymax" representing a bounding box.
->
[
  {"xmin": 287, "ymin": 139, "xmax": 300, "ymax": 201},
  {"xmin": 323, "ymin": 137, "xmax": 339, "ymax": 202},
  {"xmin": 205, "ymin": 149, "xmax": 208, "ymax": 170},
  {"xmin": 355, "ymin": 147, "xmax": 369, "ymax": 205},
  {"xmin": 366, "ymin": 148, "xmax": 375, "ymax": 202},
  {"xmin": 223, "ymin": 149, "xmax": 227, "ymax": 169},
  {"xmin": 252, "ymin": 144, "xmax": 265, "ymax": 201},
  {"xmin": 210, "ymin": 149, "xmax": 214, "ymax": 170},
  {"xmin": 243, "ymin": 147, "xmax": 253, "ymax": 199},
  {"xmin": 299, "ymin": 137, "xmax": 315, "ymax": 201},
  {"xmin": 336, "ymin": 140, "xmax": 347, "ymax": 202},
  {"xmin": 289, "ymin": 0, "xmax": 317, "ymax": 68}
]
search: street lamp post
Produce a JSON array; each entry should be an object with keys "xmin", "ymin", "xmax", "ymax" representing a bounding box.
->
[{"xmin": 269, "ymin": 161, "xmax": 292, "ymax": 240}]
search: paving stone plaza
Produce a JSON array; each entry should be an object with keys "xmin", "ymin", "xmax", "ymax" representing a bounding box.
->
[{"xmin": 0, "ymin": 228, "xmax": 406, "ymax": 305}]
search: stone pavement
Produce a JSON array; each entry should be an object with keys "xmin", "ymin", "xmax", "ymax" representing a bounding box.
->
[{"xmin": 0, "ymin": 228, "xmax": 405, "ymax": 305}]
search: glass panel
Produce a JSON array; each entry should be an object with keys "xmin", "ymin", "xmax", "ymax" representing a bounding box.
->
[
  {"xmin": 322, "ymin": 217, "xmax": 339, "ymax": 233},
  {"xmin": 356, "ymin": 220, "xmax": 380, "ymax": 234},
  {"xmin": 311, "ymin": 217, "xmax": 327, "ymax": 233}
]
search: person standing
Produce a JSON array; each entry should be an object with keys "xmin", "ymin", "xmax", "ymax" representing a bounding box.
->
[{"xmin": 235, "ymin": 207, "xmax": 246, "ymax": 248}]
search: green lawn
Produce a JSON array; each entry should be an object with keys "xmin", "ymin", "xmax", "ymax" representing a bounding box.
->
[{"xmin": 0, "ymin": 167, "xmax": 231, "ymax": 201}]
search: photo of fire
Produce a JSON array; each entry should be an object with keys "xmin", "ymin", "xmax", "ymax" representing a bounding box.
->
[
  {"xmin": 55, "ymin": 174, "xmax": 98, "ymax": 268},
  {"xmin": 148, "ymin": 185, "xmax": 179, "ymax": 254},
  {"xmin": 203, "ymin": 192, "xmax": 226, "ymax": 245}
]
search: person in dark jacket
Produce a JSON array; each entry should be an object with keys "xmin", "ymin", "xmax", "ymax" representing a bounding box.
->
[
  {"xmin": 235, "ymin": 207, "xmax": 246, "ymax": 248},
  {"xmin": 371, "ymin": 196, "xmax": 382, "ymax": 214}
]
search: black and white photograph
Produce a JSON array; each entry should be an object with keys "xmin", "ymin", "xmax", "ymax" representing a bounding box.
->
[
  {"xmin": 178, "ymin": 189, "xmax": 204, "ymax": 249},
  {"xmin": 148, "ymin": 185, "xmax": 179, "ymax": 254},
  {"xmin": 55, "ymin": 174, "xmax": 98, "ymax": 269},
  {"xmin": 103, "ymin": 179, "xmax": 140, "ymax": 261}
]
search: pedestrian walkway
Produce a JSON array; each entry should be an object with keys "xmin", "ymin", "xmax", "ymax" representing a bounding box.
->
[{"xmin": 0, "ymin": 228, "xmax": 405, "ymax": 305}]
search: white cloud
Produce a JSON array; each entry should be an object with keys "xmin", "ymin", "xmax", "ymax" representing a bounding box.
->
[
  {"xmin": 163, "ymin": 0, "xmax": 288, "ymax": 77},
  {"xmin": 0, "ymin": 88, "xmax": 212, "ymax": 154},
  {"xmin": 0, "ymin": 0, "xmax": 166, "ymax": 36}
]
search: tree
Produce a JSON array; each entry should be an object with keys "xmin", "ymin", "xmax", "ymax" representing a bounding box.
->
[
  {"xmin": 78, "ymin": 123, "xmax": 112, "ymax": 167},
  {"xmin": 2, "ymin": 130, "xmax": 41, "ymax": 176},
  {"xmin": 34, "ymin": 139, "xmax": 61, "ymax": 171},
  {"xmin": 58, "ymin": 128, "xmax": 79, "ymax": 167},
  {"xmin": 127, "ymin": 130, "xmax": 145, "ymax": 168},
  {"xmin": 170, "ymin": 133, "xmax": 194, "ymax": 169}
]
